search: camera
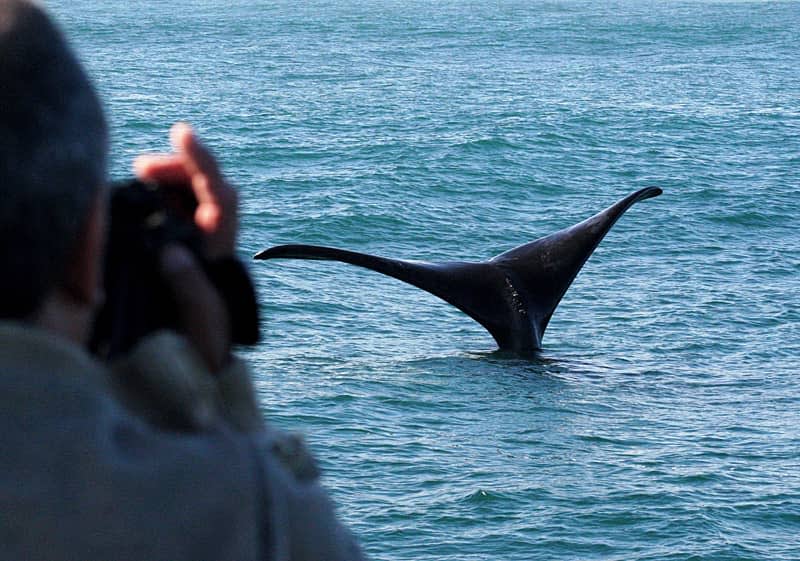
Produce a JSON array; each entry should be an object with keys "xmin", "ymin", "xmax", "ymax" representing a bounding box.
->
[{"xmin": 90, "ymin": 179, "xmax": 259, "ymax": 360}]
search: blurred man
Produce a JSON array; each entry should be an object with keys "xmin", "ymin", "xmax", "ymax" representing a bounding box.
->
[{"xmin": 0, "ymin": 1, "xmax": 364, "ymax": 559}]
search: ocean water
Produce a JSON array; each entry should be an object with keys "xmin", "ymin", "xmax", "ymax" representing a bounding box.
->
[{"xmin": 48, "ymin": 1, "xmax": 799, "ymax": 559}]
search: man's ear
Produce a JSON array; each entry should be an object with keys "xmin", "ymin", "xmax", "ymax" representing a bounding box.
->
[{"xmin": 62, "ymin": 191, "xmax": 106, "ymax": 309}]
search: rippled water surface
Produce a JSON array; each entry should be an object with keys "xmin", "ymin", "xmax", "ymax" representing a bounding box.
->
[{"xmin": 49, "ymin": 1, "xmax": 799, "ymax": 559}]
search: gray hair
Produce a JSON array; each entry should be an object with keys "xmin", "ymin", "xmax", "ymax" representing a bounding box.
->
[{"xmin": 0, "ymin": 0, "xmax": 108, "ymax": 318}]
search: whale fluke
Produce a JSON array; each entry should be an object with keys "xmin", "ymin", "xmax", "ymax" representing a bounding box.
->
[{"xmin": 255, "ymin": 187, "xmax": 662, "ymax": 352}]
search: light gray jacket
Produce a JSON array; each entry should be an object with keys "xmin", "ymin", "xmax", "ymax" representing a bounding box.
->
[{"xmin": 0, "ymin": 322, "xmax": 364, "ymax": 561}]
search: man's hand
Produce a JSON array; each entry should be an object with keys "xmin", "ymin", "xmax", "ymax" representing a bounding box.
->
[
  {"xmin": 134, "ymin": 123, "xmax": 238, "ymax": 259},
  {"xmin": 133, "ymin": 123, "xmax": 238, "ymax": 372}
]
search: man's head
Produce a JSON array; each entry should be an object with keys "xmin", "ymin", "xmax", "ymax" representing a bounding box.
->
[{"xmin": 0, "ymin": 0, "xmax": 108, "ymax": 322}]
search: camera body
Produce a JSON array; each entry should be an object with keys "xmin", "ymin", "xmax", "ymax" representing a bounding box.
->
[{"xmin": 90, "ymin": 179, "xmax": 259, "ymax": 359}]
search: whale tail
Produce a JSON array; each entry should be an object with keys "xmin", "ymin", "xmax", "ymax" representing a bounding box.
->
[
  {"xmin": 254, "ymin": 187, "xmax": 662, "ymax": 351},
  {"xmin": 489, "ymin": 186, "xmax": 662, "ymax": 348}
]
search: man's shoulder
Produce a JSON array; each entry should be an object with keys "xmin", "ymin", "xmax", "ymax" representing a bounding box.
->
[
  {"xmin": 259, "ymin": 428, "xmax": 322, "ymax": 483},
  {"xmin": 0, "ymin": 322, "xmax": 265, "ymax": 556},
  {"xmin": 0, "ymin": 321, "xmax": 111, "ymax": 415},
  {"xmin": 0, "ymin": 322, "xmax": 260, "ymax": 477}
]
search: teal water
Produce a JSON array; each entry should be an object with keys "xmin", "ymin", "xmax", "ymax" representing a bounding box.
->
[{"xmin": 49, "ymin": 1, "xmax": 799, "ymax": 559}]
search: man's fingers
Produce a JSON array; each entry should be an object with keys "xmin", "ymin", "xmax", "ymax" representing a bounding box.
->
[
  {"xmin": 170, "ymin": 123, "xmax": 223, "ymax": 203},
  {"xmin": 137, "ymin": 123, "xmax": 238, "ymax": 257},
  {"xmin": 133, "ymin": 155, "xmax": 190, "ymax": 185},
  {"xmin": 168, "ymin": 123, "xmax": 237, "ymax": 237},
  {"xmin": 172, "ymin": 123, "xmax": 222, "ymax": 179},
  {"xmin": 136, "ymin": 124, "xmax": 224, "ymax": 199}
]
